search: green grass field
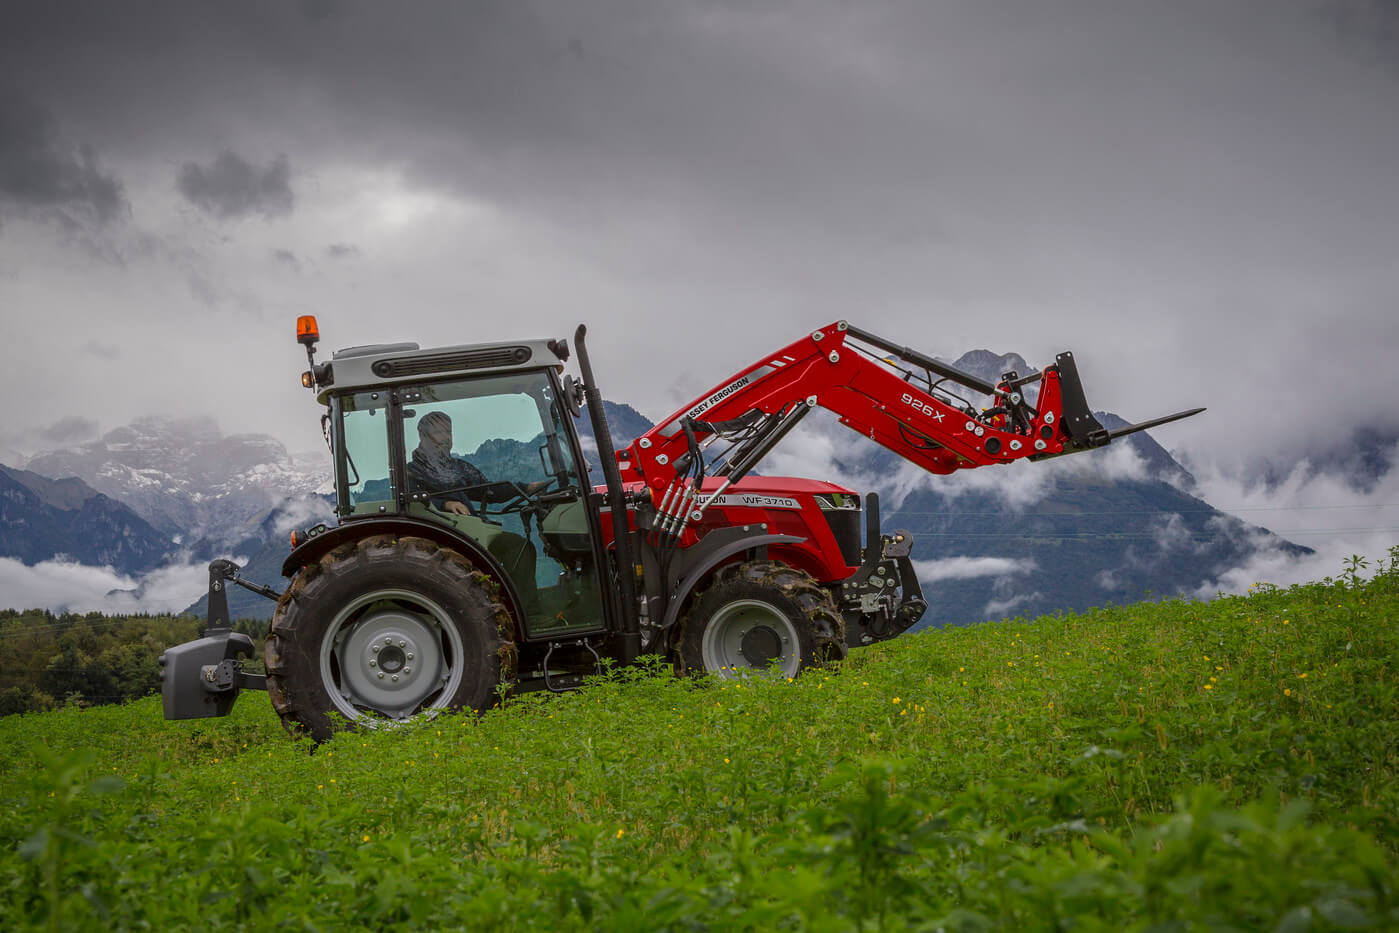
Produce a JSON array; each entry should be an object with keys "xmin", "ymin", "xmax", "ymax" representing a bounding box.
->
[{"xmin": 2, "ymin": 553, "xmax": 1396, "ymax": 930}]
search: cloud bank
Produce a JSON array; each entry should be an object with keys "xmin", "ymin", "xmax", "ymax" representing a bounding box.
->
[{"xmin": 0, "ymin": 555, "xmax": 208, "ymax": 615}]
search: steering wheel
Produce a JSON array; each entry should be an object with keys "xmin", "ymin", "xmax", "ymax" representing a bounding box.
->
[{"xmin": 494, "ymin": 476, "xmax": 567, "ymax": 515}]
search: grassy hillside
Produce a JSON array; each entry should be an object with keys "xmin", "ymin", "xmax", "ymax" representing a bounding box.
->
[{"xmin": 2, "ymin": 554, "xmax": 1396, "ymax": 930}]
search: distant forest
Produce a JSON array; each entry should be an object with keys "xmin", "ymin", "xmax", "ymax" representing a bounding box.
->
[{"xmin": 0, "ymin": 610, "xmax": 266, "ymax": 715}]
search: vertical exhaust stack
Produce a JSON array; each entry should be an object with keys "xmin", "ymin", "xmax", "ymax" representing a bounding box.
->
[{"xmin": 573, "ymin": 325, "xmax": 641, "ymax": 662}]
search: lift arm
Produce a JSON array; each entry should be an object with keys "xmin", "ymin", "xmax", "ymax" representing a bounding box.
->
[{"xmin": 622, "ymin": 321, "xmax": 1201, "ymax": 527}]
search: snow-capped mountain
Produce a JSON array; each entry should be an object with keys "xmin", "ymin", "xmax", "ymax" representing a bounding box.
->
[
  {"xmin": 4, "ymin": 380, "xmax": 1313, "ymax": 627},
  {"xmin": 22, "ymin": 417, "xmax": 330, "ymax": 548}
]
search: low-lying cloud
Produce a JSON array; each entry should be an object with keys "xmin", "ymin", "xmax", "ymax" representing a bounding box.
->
[
  {"xmin": 910, "ymin": 555, "xmax": 1038, "ymax": 582},
  {"xmin": 0, "ymin": 555, "xmax": 209, "ymax": 615},
  {"xmin": 1189, "ymin": 439, "xmax": 1399, "ymax": 596}
]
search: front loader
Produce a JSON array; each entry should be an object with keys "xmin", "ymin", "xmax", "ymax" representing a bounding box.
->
[{"xmin": 162, "ymin": 318, "xmax": 1201, "ymax": 739}]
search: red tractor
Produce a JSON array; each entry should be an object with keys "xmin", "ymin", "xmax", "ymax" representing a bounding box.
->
[{"xmin": 162, "ymin": 318, "xmax": 1200, "ymax": 739}]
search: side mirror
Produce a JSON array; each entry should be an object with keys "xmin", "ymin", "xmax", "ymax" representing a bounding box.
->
[{"xmin": 561, "ymin": 375, "xmax": 585, "ymax": 419}]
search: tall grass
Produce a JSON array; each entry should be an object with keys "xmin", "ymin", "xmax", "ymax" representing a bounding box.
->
[{"xmin": 2, "ymin": 552, "xmax": 1395, "ymax": 930}]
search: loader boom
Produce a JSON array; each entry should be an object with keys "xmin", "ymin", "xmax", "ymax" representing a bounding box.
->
[{"xmin": 622, "ymin": 321, "xmax": 1200, "ymax": 528}]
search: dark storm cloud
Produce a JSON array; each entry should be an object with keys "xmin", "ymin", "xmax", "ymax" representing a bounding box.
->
[
  {"xmin": 177, "ymin": 152, "xmax": 294, "ymax": 220},
  {"xmin": 1321, "ymin": 0, "xmax": 1399, "ymax": 72},
  {"xmin": 0, "ymin": 96, "xmax": 125, "ymax": 224},
  {"xmin": 2, "ymin": 0, "xmax": 1397, "ymax": 471},
  {"xmin": 80, "ymin": 340, "xmax": 121, "ymax": 360},
  {"xmin": 271, "ymin": 248, "xmax": 301, "ymax": 271}
]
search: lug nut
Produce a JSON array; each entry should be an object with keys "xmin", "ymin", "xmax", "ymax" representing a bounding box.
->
[
  {"xmin": 392, "ymin": 674, "xmax": 400, "ymax": 682},
  {"xmin": 406, "ymin": 653, "xmax": 413, "ymax": 660},
  {"xmin": 403, "ymin": 667, "xmax": 411, "ymax": 674},
  {"xmin": 399, "ymin": 640, "xmax": 406, "ymax": 647},
  {"xmin": 377, "ymin": 672, "xmax": 384, "ymax": 679},
  {"xmin": 369, "ymin": 659, "xmax": 377, "ymax": 667},
  {"xmin": 371, "ymin": 643, "xmax": 380, "ymax": 653}
]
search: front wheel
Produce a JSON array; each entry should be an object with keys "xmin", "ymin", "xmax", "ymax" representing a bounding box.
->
[
  {"xmin": 265, "ymin": 535, "xmax": 516, "ymax": 740},
  {"xmin": 676, "ymin": 560, "xmax": 847, "ymax": 678}
]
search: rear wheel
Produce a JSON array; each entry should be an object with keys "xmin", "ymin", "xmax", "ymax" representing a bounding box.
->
[
  {"xmin": 265, "ymin": 535, "xmax": 516, "ymax": 740},
  {"xmin": 676, "ymin": 560, "xmax": 847, "ymax": 677}
]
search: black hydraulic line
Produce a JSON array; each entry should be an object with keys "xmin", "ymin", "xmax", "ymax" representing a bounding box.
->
[
  {"xmin": 845, "ymin": 323, "xmax": 998, "ymax": 396},
  {"xmin": 713, "ymin": 410, "xmax": 778, "ymax": 477},
  {"xmin": 720, "ymin": 401, "xmax": 812, "ymax": 484},
  {"xmin": 573, "ymin": 325, "xmax": 641, "ymax": 662}
]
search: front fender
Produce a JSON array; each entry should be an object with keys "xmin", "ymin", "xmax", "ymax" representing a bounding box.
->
[{"xmin": 659, "ymin": 529, "xmax": 806, "ymax": 632}]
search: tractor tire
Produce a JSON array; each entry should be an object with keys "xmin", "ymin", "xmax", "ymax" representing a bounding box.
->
[
  {"xmin": 264, "ymin": 534, "xmax": 516, "ymax": 741},
  {"xmin": 675, "ymin": 560, "xmax": 847, "ymax": 678}
]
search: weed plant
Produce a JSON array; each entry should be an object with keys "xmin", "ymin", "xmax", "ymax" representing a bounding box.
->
[{"xmin": 1, "ymin": 552, "xmax": 1396, "ymax": 930}]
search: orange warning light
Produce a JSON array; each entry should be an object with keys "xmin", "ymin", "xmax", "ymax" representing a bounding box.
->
[{"xmin": 297, "ymin": 315, "xmax": 320, "ymax": 346}]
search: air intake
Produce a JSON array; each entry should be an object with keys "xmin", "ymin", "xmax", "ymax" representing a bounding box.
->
[{"xmin": 371, "ymin": 346, "xmax": 532, "ymax": 378}]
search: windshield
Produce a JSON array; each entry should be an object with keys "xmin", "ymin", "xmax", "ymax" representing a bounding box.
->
[{"xmin": 400, "ymin": 371, "xmax": 576, "ymax": 491}]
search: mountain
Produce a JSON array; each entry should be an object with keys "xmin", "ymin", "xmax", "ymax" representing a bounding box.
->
[
  {"xmin": 22, "ymin": 417, "xmax": 328, "ymax": 546},
  {"xmin": 574, "ymin": 399, "xmax": 655, "ymax": 474},
  {"xmin": 0, "ymin": 464, "xmax": 171, "ymax": 574},
  {"xmin": 880, "ymin": 470, "xmax": 1309, "ymax": 627},
  {"xmin": 12, "ymin": 387, "xmax": 1304, "ymax": 628}
]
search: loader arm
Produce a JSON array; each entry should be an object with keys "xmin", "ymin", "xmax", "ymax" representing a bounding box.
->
[{"xmin": 622, "ymin": 321, "xmax": 1201, "ymax": 527}]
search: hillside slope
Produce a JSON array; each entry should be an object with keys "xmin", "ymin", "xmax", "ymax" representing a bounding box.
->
[{"xmin": 2, "ymin": 559, "xmax": 1395, "ymax": 929}]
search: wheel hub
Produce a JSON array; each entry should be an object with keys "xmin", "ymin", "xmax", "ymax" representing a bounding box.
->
[
  {"xmin": 739, "ymin": 625, "xmax": 782, "ymax": 666},
  {"xmin": 320, "ymin": 590, "xmax": 463, "ymax": 723},
  {"xmin": 701, "ymin": 598, "xmax": 799, "ymax": 678}
]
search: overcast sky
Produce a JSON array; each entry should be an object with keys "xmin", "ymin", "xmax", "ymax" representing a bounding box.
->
[{"xmin": 2, "ymin": 0, "xmax": 1397, "ymax": 586}]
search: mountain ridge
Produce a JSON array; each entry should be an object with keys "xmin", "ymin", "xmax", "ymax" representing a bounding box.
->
[
  {"xmin": 6, "ymin": 372, "xmax": 1297, "ymax": 626},
  {"xmin": 0, "ymin": 464, "xmax": 172, "ymax": 574}
]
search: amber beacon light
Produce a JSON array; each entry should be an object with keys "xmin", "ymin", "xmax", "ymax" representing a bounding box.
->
[{"xmin": 297, "ymin": 315, "xmax": 321, "ymax": 389}]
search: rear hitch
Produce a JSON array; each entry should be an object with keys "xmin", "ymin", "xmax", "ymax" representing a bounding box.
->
[{"xmin": 160, "ymin": 560, "xmax": 273, "ymax": 720}]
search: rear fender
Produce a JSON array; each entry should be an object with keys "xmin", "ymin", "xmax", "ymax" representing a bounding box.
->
[{"xmin": 282, "ymin": 516, "xmax": 525, "ymax": 632}]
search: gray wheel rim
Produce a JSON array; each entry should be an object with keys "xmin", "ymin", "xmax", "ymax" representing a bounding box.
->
[
  {"xmin": 701, "ymin": 598, "xmax": 800, "ymax": 677},
  {"xmin": 319, "ymin": 588, "xmax": 465, "ymax": 724}
]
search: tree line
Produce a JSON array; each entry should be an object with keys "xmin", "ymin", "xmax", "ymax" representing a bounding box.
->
[{"xmin": 0, "ymin": 609, "xmax": 267, "ymax": 715}]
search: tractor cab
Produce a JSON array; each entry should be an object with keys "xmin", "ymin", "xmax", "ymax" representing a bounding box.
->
[{"xmin": 326, "ymin": 344, "xmax": 609, "ymax": 642}]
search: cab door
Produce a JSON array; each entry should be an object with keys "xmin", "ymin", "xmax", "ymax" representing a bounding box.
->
[{"xmin": 393, "ymin": 370, "xmax": 608, "ymax": 641}]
